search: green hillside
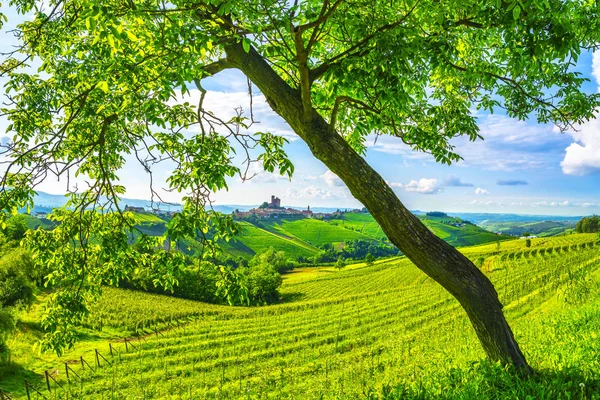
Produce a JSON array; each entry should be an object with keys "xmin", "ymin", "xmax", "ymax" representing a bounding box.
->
[
  {"xmin": 17, "ymin": 214, "xmax": 54, "ymax": 230},
  {"xmin": 479, "ymin": 220, "xmax": 577, "ymax": 237},
  {"xmin": 3, "ymin": 234, "xmax": 599, "ymax": 399},
  {"xmin": 331, "ymin": 212, "xmax": 507, "ymax": 247},
  {"xmin": 13, "ymin": 210, "xmax": 511, "ymax": 260},
  {"xmin": 222, "ymin": 221, "xmax": 319, "ymax": 259},
  {"xmin": 266, "ymin": 218, "xmax": 373, "ymax": 246}
]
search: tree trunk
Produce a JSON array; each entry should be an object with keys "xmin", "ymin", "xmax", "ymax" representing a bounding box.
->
[{"xmin": 225, "ymin": 44, "xmax": 531, "ymax": 370}]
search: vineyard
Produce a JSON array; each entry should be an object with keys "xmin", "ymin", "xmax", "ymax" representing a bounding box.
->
[{"xmin": 1, "ymin": 234, "xmax": 600, "ymax": 399}]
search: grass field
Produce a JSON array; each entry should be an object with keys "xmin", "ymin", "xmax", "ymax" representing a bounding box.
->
[
  {"xmin": 2, "ymin": 234, "xmax": 599, "ymax": 399},
  {"xmin": 268, "ymin": 218, "xmax": 373, "ymax": 246},
  {"xmin": 223, "ymin": 222, "xmax": 319, "ymax": 258}
]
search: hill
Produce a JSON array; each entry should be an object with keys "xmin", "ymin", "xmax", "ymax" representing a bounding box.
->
[
  {"xmin": 2, "ymin": 233, "xmax": 599, "ymax": 398},
  {"xmin": 15, "ymin": 207, "xmax": 511, "ymax": 260},
  {"xmin": 479, "ymin": 220, "xmax": 577, "ymax": 237},
  {"xmin": 329, "ymin": 212, "xmax": 507, "ymax": 247}
]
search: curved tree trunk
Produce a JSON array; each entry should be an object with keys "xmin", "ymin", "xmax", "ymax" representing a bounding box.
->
[{"xmin": 225, "ymin": 44, "xmax": 531, "ymax": 370}]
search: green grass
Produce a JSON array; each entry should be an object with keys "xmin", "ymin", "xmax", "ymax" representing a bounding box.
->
[
  {"xmin": 2, "ymin": 234, "xmax": 600, "ymax": 399},
  {"xmin": 224, "ymin": 222, "xmax": 319, "ymax": 258},
  {"xmin": 330, "ymin": 212, "xmax": 384, "ymax": 239},
  {"xmin": 22, "ymin": 215, "xmax": 54, "ymax": 230},
  {"xmin": 130, "ymin": 212, "xmax": 167, "ymax": 224},
  {"xmin": 268, "ymin": 218, "xmax": 374, "ymax": 246}
]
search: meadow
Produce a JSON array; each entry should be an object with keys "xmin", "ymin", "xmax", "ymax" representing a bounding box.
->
[{"xmin": 1, "ymin": 233, "xmax": 599, "ymax": 399}]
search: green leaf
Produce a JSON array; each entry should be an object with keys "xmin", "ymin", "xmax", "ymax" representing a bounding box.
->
[
  {"xmin": 242, "ymin": 38, "xmax": 251, "ymax": 53},
  {"xmin": 513, "ymin": 5, "xmax": 521, "ymax": 20},
  {"xmin": 95, "ymin": 81, "xmax": 109, "ymax": 93}
]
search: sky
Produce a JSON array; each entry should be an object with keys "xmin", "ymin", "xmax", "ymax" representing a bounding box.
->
[{"xmin": 1, "ymin": 5, "xmax": 600, "ymax": 216}]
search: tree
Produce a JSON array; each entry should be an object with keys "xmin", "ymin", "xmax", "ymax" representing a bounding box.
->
[
  {"xmin": 2, "ymin": 215, "xmax": 28, "ymax": 241},
  {"xmin": 525, "ymin": 239, "xmax": 531, "ymax": 248},
  {"xmin": 365, "ymin": 253, "xmax": 375, "ymax": 266},
  {"xmin": 1, "ymin": 1, "xmax": 599, "ymax": 367},
  {"xmin": 576, "ymin": 216, "xmax": 600, "ymax": 233},
  {"xmin": 241, "ymin": 254, "xmax": 283, "ymax": 304},
  {"xmin": 334, "ymin": 256, "xmax": 346, "ymax": 270}
]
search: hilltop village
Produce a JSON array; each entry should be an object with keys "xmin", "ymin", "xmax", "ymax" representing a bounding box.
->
[
  {"xmin": 117, "ymin": 195, "xmax": 366, "ymax": 221},
  {"xmin": 234, "ymin": 195, "xmax": 364, "ymax": 220}
]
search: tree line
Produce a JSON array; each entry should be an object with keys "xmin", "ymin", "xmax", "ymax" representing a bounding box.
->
[{"xmin": 575, "ymin": 216, "xmax": 600, "ymax": 234}]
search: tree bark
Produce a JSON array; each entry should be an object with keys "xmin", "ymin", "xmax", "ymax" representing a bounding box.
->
[{"xmin": 225, "ymin": 44, "xmax": 531, "ymax": 370}]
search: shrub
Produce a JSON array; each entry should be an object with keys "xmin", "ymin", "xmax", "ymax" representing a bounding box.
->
[
  {"xmin": 335, "ymin": 256, "xmax": 346, "ymax": 270},
  {"xmin": 0, "ymin": 307, "xmax": 16, "ymax": 363},
  {"xmin": 525, "ymin": 239, "xmax": 531, "ymax": 248},
  {"xmin": 1, "ymin": 215, "xmax": 28, "ymax": 241},
  {"xmin": 0, "ymin": 250, "xmax": 36, "ymax": 308},
  {"xmin": 241, "ymin": 261, "xmax": 282, "ymax": 305}
]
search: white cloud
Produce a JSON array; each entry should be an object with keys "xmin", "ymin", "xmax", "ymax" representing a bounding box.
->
[
  {"xmin": 531, "ymin": 200, "xmax": 570, "ymax": 207},
  {"xmin": 321, "ymin": 170, "xmax": 345, "ymax": 187},
  {"xmin": 470, "ymin": 199, "xmax": 504, "ymax": 207},
  {"xmin": 286, "ymin": 185, "xmax": 334, "ymax": 200},
  {"xmin": 561, "ymin": 52, "xmax": 600, "ymax": 175},
  {"xmin": 475, "ymin": 187, "xmax": 489, "ymax": 195},
  {"xmin": 592, "ymin": 50, "xmax": 600, "ymax": 88},
  {"xmin": 404, "ymin": 178, "xmax": 439, "ymax": 194},
  {"xmin": 561, "ymin": 112, "xmax": 600, "ymax": 175},
  {"xmin": 389, "ymin": 182, "xmax": 404, "ymax": 188},
  {"xmin": 169, "ymin": 89, "xmax": 298, "ymax": 141}
]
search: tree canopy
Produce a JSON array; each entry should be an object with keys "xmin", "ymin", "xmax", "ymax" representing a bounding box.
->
[{"xmin": 1, "ymin": 0, "xmax": 599, "ymax": 360}]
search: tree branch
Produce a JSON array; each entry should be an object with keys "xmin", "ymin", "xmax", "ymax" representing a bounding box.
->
[{"xmin": 309, "ymin": 0, "xmax": 422, "ymax": 83}]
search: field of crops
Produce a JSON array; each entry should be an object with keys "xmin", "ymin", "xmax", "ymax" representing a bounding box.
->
[
  {"xmin": 268, "ymin": 218, "xmax": 373, "ymax": 246},
  {"xmin": 225, "ymin": 222, "xmax": 319, "ymax": 258},
  {"xmin": 2, "ymin": 233, "xmax": 599, "ymax": 399},
  {"xmin": 329, "ymin": 212, "xmax": 384, "ymax": 239}
]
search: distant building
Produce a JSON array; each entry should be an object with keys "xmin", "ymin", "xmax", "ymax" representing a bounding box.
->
[
  {"xmin": 269, "ymin": 195, "xmax": 281, "ymax": 208},
  {"xmin": 34, "ymin": 211, "xmax": 48, "ymax": 219},
  {"xmin": 125, "ymin": 205, "xmax": 146, "ymax": 213}
]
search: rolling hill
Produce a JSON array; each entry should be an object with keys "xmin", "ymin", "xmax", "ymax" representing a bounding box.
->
[
  {"xmin": 17, "ymin": 209, "xmax": 508, "ymax": 260},
  {"xmin": 2, "ymin": 233, "xmax": 599, "ymax": 398}
]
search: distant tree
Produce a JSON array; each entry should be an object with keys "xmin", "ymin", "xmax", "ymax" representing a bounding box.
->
[
  {"xmin": 334, "ymin": 256, "xmax": 346, "ymax": 271},
  {"xmin": 523, "ymin": 232, "xmax": 532, "ymax": 237},
  {"xmin": 475, "ymin": 257, "xmax": 485, "ymax": 269},
  {"xmin": 426, "ymin": 212, "xmax": 448, "ymax": 218},
  {"xmin": 0, "ymin": 251, "xmax": 36, "ymax": 308},
  {"xmin": 250, "ymin": 247, "xmax": 291, "ymax": 273},
  {"xmin": 2, "ymin": 215, "xmax": 28, "ymax": 241},
  {"xmin": 242, "ymin": 248, "xmax": 284, "ymax": 304},
  {"xmin": 525, "ymin": 239, "xmax": 532, "ymax": 248},
  {"xmin": 258, "ymin": 202, "xmax": 270, "ymax": 210},
  {"xmin": 365, "ymin": 253, "xmax": 375, "ymax": 266},
  {"xmin": 576, "ymin": 216, "xmax": 600, "ymax": 233}
]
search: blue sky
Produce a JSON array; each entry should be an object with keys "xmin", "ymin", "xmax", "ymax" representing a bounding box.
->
[{"xmin": 1, "ymin": 6, "xmax": 600, "ymax": 216}]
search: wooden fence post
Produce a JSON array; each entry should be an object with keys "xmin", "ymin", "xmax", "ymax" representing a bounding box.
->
[
  {"xmin": 95, "ymin": 349, "xmax": 100, "ymax": 367},
  {"xmin": 124, "ymin": 338, "xmax": 129, "ymax": 352},
  {"xmin": 24, "ymin": 381, "xmax": 30, "ymax": 400},
  {"xmin": 45, "ymin": 370, "xmax": 51, "ymax": 392}
]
